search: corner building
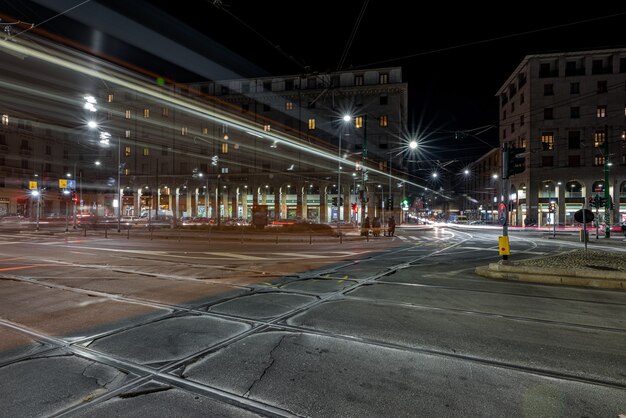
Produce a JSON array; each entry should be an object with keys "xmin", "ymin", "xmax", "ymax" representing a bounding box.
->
[{"xmin": 497, "ymin": 48, "xmax": 626, "ymax": 227}]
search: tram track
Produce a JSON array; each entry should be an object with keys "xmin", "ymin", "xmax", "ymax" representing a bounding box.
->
[{"xmin": 1, "ymin": 230, "xmax": 625, "ymax": 416}]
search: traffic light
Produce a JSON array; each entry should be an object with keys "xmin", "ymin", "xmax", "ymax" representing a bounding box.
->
[
  {"xmin": 331, "ymin": 197, "xmax": 338, "ymax": 207},
  {"xmin": 401, "ymin": 199, "xmax": 409, "ymax": 209},
  {"xmin": 548, "ymin": 202, "xmax": 556, "ymax": 213},
  {"xmin": 386, "ymin": 197, "xmax": 393, "ymax": 208},
  {"xmin": 351, "ymin": 203, "xmax": 358, "ymax": 213},
  {"xmin": 71, "ymin": 191, "xmax": 78, "ymax": 203},
  {"xmin": 506, "ymin": 146, "xmax": 526, "ymax": 177},
  {"xmin": 588, "ymin": 196, "xmax": 595, "ymax": 208}
]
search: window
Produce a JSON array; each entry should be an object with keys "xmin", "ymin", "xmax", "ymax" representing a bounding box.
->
[
  {"xmin": 502, "ymin": 110, "xmax": 506, "ymax": 120},
  {"xmin": 124, "ymin": 168, "xmax": 130, "ymax": 175},
  {"xmin": 570, "ymin": 82, "xmax": 580, "ymax": 94},
  {"xmin": 162, "ymin": 107, "xmax": 169, "ymax": 117},
  {"xmin": 520, "ymin": 114, "xmax": 525, "ymax": 126},
  {"xmin": 202, "ymin": 127, "xmax": 208, "ymax": 134},
  {"xmin": 125, "ymin": 146, "xmax": 131, "ymax": 157},
  {"xmin": 21, "ymin": 159, "xmax": 29, "ymax": 169},
  {"xmin": 502, "ymin": 129, "xmax": 507, "ymax": 139},
  {"xmin": 125, "ymin": 129, "xmax": 131, "ymax": 138},
  {"xmin": 541, "ymin": 132, "xmax": 554, "ymax": 150},
  {"xmin": 379, "ymin": 115, "xmax": 389, "ymax": 127},
  {"xmin": 63, "ymin": 149, "xmax": 68, "ymax": 159},
  {"xmin": 539, "ymin": 63, "xmax": 551, "ymax": 77},
  {"xmin": 180, "ymin": 126, "xmax": 188, "ymax": 136},
  {"xmin": 44, "ymin": 163, "xmax": 51, "ymax": 172},
  {"xmin": 570, "ymin": 107, "xmax": 580, "ymax": 118},
  {"xmin": 125, "ymin": 109, "xmax": 131, "ymax": 119},
  {"xmin": 621, "ymin": 57, "xmax": 626, "ymax": 73},
  {"xmin": 594, "ymin": 130, "xmax": 605, "ymax": 148},
  {"xmin": 241, "ymin": 103, "xmax": 249, "ymax": 112},
  {"xmin": 285, "ymin": 79, "xmax": 294, "ymax": 90},
  {"xmin": 568, "ymin": 131, "xmax": 581, "ymax": 149},
  {"xmin": 565, "ymin": 61, "xmax": 577, "ymax": 76},
  {"xmin": 594, "ymin": 154, "xmax": 604, "ymax": 166},
  {"xmin": 597, "ymin": 80, "xmax": 608, "ymax": 93},
  {"xmin": 241, "ymin": 82, "xmax": 250, "ymax": 93},
  {"xmin": 544, "ymin": 84, "xmax": 554, "ymax": 95},
  {"xmin": 221, "ymin": 143, "xmax": 228, "ymax": 154},
  {"xmin": 285, "ymin": 101, "xmax": 293, "ymax": 110},
  {"xmin": 568, "ymin": 155, "xmax": 581, "ymax": 167},
  {"xmin": 544, "ymin": 108, "xmax": 553, "ymax": 120},
  {"xmin": 597, "ymin": 105, "xmax": 607, "ymax": 118},
  {"xmin": 354, "ymin": 75, "xmax": 364, "ymax": 86},
  {"xmin": 143, "ymin": 147, "xmax": 149, "ymax": 156},
  {"xmin": 263, "ymin": 124, "xmax": 271, "ymax": 132},
  {"xmin": 107, "ymin": 94, "xmax": 113, "ymax": 103},
  {"xmin": 308, "ymin": 118, "xmax": 316, "ymax": 130},
  {"xmin": 380, "ymin": 95, "xmax": 388, "ymax": 105},
  {"xmin": 161, "ymin": 145, "xmax": 168, "ymax": 156},
  {"xmin": 355, "ymin": 116, "xmax": 364, "ymax": 129},
  {"xmin": 263, "ymin": 81, "xmax": 271, "ymax": 92},
  {"xmin": 263, "ymin": 104, "xmax": 270, "ymax": 112},
  {"xmin": 45, "ymin": 145, "xmax": 51, "ymax": 155},
  {"xmin": 307, "ymin": 101, "xmax": 316, "ymax": 109},
  {"xmin": 520, "ymin": 93, "xmax": 524, "ymax": 104},
  {"xmin": 511, "ymin": 102, "xmax": 515, "ymax": 112},
  {"xmin": 1, "ymin": 114, "xmax": 8, "ymax": 126},
  {"xmin": 379, "ymin": 73, "xmax": 388, "ymax": 84},
  {"xmin": 221, "ymin": 85, "xmax": 229, "ymax": 95},
  {"xmin": 143, "ymin": 108, "xmax": 150, "ymax": 118},
  {"xmin": 511, "ymin": 123, "xmax": 515, "ymax": 133}
]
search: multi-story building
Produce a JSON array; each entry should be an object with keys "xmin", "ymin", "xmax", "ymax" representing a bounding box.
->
[
  {"xmin": 0, "ymin": 33, "xmax": 410, "ymax": 225},
  {"xmin": 496, "ymin": 48, "xmax": 626, "ymax": 228},
  {"xmin": 467, "ymin": 148, "xmax": 501, "ymax": 223}
]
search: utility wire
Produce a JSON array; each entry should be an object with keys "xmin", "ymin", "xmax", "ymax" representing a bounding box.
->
[
  {"xmin": 355, "ymin": 11, "xmax": 626, "ymax": 69},
  {"xmin": 6, "ymin": 0, "xmax": 91, "ymax": 40},
  {"xmin": 336, "ymin": 0, "xmax": 369, "ymax": 71}
]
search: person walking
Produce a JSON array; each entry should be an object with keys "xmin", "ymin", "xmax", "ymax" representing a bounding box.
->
[
  {"xmin": 361, "ymin": 216, "xmax": 370, "ymax": 236},
  {"xmin": 388, "ymin": 215, "xmax": 396, "ymax": 237}
]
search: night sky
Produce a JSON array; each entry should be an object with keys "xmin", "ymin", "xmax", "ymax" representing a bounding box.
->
[{"xmin": 3, "ymin": 1, "xmax": 626, "ymax": 163}]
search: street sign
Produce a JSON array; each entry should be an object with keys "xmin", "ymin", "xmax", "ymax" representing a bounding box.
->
[
  {"xmin": 497, "ymin": 202, "xmax": 507, "ymax": 226},
  {"xmin": 67, "ymin": 180, "xmax": 76, "ymax": 189},
  {"xmin": 574, "ymin": 209, "xmax": 594, "ymax": 224}
]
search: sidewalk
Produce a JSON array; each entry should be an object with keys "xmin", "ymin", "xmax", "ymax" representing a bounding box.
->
[{"xmin": 475, "ymin": 232, "xmax": 626, "ymax": 290}]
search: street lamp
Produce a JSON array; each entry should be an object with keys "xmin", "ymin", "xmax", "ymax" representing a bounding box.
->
[
  {"xmin": 96, "ymin": 129, "xmax": 122, "ymax": 233},
  {"xmin": 343, "ymin": 113, "xmax": 368, "ymax": 222}
]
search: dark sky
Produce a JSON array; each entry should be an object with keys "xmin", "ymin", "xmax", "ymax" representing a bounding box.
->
[{"xmin": 3, "ymin": 1, "xmax": 626, "ymax": 162}]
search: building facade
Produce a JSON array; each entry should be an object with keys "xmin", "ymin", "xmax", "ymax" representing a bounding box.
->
[
  {"xmin": 497, "ymin": 48, "xmax": 626, "ymax": 228},
  {"xmin": 0, "ymin": 34, "xmax": 409, "ymax": 225}
]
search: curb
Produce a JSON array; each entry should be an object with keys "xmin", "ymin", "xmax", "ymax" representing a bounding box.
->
[{"xmin": 475, "ymin": 263, "xmax": 626, "ymax": 290}]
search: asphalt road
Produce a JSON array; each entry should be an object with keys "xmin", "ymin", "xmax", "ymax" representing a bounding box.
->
[{"xmin": 0, "ymin": 226, "xmax": 624, "ymax": 417}]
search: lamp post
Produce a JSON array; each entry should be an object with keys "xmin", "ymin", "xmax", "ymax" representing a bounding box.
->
[{"xmin": 343, "ymin": 113, "xmax": 368, "ymax": 222}]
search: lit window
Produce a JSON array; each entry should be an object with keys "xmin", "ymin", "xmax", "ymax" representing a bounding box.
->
[
  {"xmin": 107, "ymin": 94, "xmax": 113, "ymax": 103},
  {"xmin": 379, "ymin": 115, "xmax": 388, "ymax": 127},
  {"xmin": 379, "ymin": 73, "xmax": 388, "ymax": 84},
  {"xmin": 125, "ymin": 130, "xmax": 131, "ymax": 138},
  {"xmin": 1, "ymin": 114, "xmax": 8, "ymax": 126},
  {"xmin": 541, "ymin": 132, "xmax": 554, "ymax": 150},
  {"xmin": 143, "ymin": 108, "xmax": 150, "ymax": 118},
  {"xmin": 597, "ymin": 105, "xmax": 606, "ymax": 118},
  {"xmin": 308, "ymin": 118, "xmax": 316, "ymax": 130},
  {"xmin": 202, "ymin": 127, "xmax": 208, "ymax": 134},
  {"xmin": 143, "ymin": 147, "xmax": 149, "ymax": 156},
  {"xmin": 124, "ymin": 168, "xmax": 130, "ymax": 175},
  {"xmin": 354, "ymin": 75, "xmax": 364, "ymax": 86},
  {"xmin": 125, "ymin": 110, "xmax": 131, "ymax": 119},
  {"xmin": 162, "ymin": 107, "xmax": 169, "ymax": 117},
  {"xmin": 263, "ymin": 124, "xmax": 271, "ymax": 132},
  {"xmin": 181, "ymin": 126, "xmax": 188, "ymax": 136},
  {"xmin": 594, "ymin": 130, "xmax": 605, "ymax": 148},
  {"xmin": 286, "ymin": 101, "xmax": 294, "ymax": 110},
  {"xmin": 221, "ymin": 167, "xmax": 228, "ymax": 174},
  {"xmin": 221, "ymin": 143, "xmax": 228, "ymax": 154},
  {"xmin": 355, "ymin": 116, "xmax": 363, "ymax": 129},
  {"xmin": 594, "ymin": 154, "xmax": 604, "ymax": 166},
  {"xmin": 125, "ymin": 146, "xmax": 131, "ymax": 157}
]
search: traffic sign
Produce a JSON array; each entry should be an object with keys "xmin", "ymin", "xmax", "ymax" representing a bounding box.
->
[
  {"xmin": 29, "ymin": 181, "xmax": 38, "ymax": 190},
  {"xmin": 497, "ymin": 202, "xmax": 507, "ymax": 226},
  {"xmin": 574, "ymin": 209, "xmax": 594, "ymax": 224},
  {"xmin": 59, "ymin": 179, "xmax": 67, "ymax": 188}
]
